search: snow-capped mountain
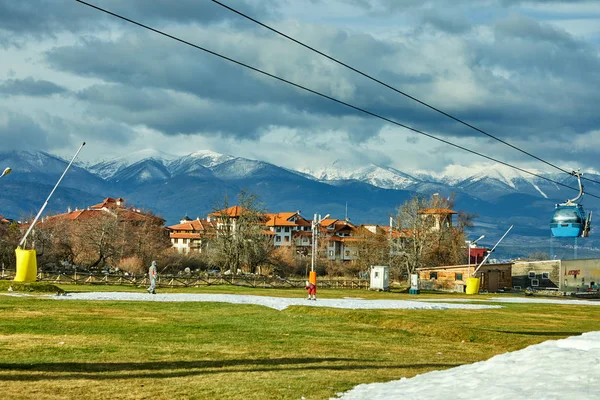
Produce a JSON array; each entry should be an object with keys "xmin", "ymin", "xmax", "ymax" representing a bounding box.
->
[
  {"xmin": 111, "ymin": 159, "xmax": 171, "ymax": 183},
  {"xmin": 89, "ymin": 149, "xmax": 177, "ymax": 180},
  {"xmin": 301, "ymin": 160, "xmax": 420, "ymax": 190},
  {"xmin": 87, "ymin": 149, "xmax": 595, "ymax": 205}
]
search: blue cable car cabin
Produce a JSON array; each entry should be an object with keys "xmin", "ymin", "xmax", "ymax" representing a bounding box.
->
[
  {"xmin": 549, "ymin": 170, "xmax": 592, "ymax": 238},
  {"xmin": 550, "ymin": 205, "xmax": 586, "ymax": 238}
]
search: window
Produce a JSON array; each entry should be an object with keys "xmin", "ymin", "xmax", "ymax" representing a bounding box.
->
[
  {"xmin": 276, "ymin": 227, "xmax": 281, "ymax": 232},
  {"xmin": 174, "ymin": 238, "xmax": 179, "ymax": 244},
  {"xmin": 275, "ymin": 236, "xmax": 281, "ymax": 242},
  {"xmin": 374, "ymin": 272, "xmax": 379, "ymax": 278},
  {"xmin": 285, "ymin": 227, "xmax": 290, "ymax": 232},
  {"xmin": 345, "ymin": 250, "xmax": 350, "ymax": 256},
  {"xmin": 542, "ymin": 272, "xmax": 550, "ymax": 279},
  {"xmin": 183, "ymin": 238, "xmax": 187, "ymax": 244},
  {"xmin": 430, "ymin": 272, "xmax": 438, "ymax": 280},
  {"xmin": 531, "ymin": 279, "xmax": 539, "ymax": 286},
  {"xmin": 284, "ymin": 236, "xmax": 289, "ymax": 243},
  {"xmin": 455, "ymin": 273, "xmax": 463, "ymax": 281},
  {"xmin": 329, "ymin": 250, "xmax": 334, "ymax": 257},
  {"xmin": 528, "ymin": 271, "xmax": 536, "ymax": 278}
]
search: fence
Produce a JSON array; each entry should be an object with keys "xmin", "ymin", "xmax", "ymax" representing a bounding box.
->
[{"xmin": 0, "ymin": 268, "xmax": 371, "ymax": 290}]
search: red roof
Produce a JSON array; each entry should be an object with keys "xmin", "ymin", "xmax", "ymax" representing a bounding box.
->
[
  {"xmin": 208, "ymin": 205, "xmax": 246, "ymax": 218},
  {"xmin": 418, "ymin": 208, "xmax": 457, "ymax": 215},
  {"xmin": 168, "ymin": 219, "xmax": 215, "ymax": 232},
  {"xmin": 90, "ymin": 197, "xmax": 126, "ymax": 210},
  {"xmin": 40, "ymin": 198, "xmax": 164, "ymax": 225},
  {"xmin": 170, "ymin": 232, "xmax": 203, "ymax": 239}
]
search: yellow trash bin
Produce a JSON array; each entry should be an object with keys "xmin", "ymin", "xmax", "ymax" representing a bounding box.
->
[
  {"xmin": 465, "ymin": 277, "xmax": 480, "ymax": 295},
  {"xmin": 309, "ymin": 271, "xmax": 317, "ymax": 285},
  {"xmin": 14, "ymin": 247, "xmax": 37, "ymax": 282}
]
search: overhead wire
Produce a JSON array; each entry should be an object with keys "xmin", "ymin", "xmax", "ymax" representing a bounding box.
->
[
  {"xmin": 211, "ymin": 0, "xmax": 600, "ymax": 188},
  {"xmin": 73, "ymin": 0, "xmax": 600, "ymax": 200}
]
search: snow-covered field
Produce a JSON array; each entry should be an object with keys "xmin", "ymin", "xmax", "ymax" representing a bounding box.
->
[
  {"xmin": 42, "ymin": 292, "xmax": 599, "ymax": 399},
  {"xmin": 50, "ymin": 292, "xmax": 502, "ymax": 311},
  {"xmin": 335, "ymin": 331, "xmax": 600, "ymax": 400}
]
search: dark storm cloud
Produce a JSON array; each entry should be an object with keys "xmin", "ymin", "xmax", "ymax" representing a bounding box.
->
[
  {"xmin": 46, "ymin": 30, "xmax": 394, "ymax": 138},
  {"xmin": 34, "ymin": 0, "xmax": 600, "ymax": 159},
  {"xmin": 0, "ymin": 77, "xmax": 68, "ymax": 97},
  {"xmin": 0, "ymin": 112, "xmax": 50, "ymax": 151},
  {"xmin": 0, "ymin": 0, "xmax": 275, "ymax": 39},
  {"xmin": 76, "ymin": 83, "xmax": 384, "ymax": 140}
]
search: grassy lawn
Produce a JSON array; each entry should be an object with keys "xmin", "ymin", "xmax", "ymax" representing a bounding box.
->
[{"xmin": 0, "ymin": 286, "xmax": 598, "ymax": 399}]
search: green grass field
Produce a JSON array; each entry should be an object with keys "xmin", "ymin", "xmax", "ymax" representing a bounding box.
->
[{"xmin": 1, "ymin": 285, "xmax": 599, "ymax": 399}]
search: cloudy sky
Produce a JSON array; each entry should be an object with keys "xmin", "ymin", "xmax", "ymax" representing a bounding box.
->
[{"xmin": 1, "ymin": 0, "xmax": 599, "ymax": 175}]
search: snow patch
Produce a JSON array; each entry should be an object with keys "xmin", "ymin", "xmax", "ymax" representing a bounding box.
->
[
  {"xmin": 50, "ymin": 292, "xmax": 502, "ymax": 311},
  {"xmin": 336, "ymin": 331, "xmax": 600, "ymax": 399}
]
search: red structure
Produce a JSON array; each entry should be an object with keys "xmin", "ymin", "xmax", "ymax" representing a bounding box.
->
[{"xmin": 469, "ymin": 247, "xmax": 488, "ymax": 266}]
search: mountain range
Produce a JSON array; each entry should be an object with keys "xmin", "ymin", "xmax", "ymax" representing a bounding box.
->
[{"xmin": 1, "ymin": 149, "xmax": 599, "ymax": 259}]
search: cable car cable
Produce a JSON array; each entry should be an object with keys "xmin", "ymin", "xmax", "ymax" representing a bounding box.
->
[
  {"xmin": 211, "ymin": 0, "xmax": 600, "ymax": 187},
  {"xmin": 73, "ymin": 0, "xmax": 600, "ymax": 200}
]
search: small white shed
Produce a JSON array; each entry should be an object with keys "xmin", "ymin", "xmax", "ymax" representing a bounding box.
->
[{"xmin": 370, "ymin": 265, "xmax": 390, "ymax": 291}]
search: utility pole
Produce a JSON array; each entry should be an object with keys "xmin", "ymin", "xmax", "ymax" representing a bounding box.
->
[
  {"xmin": 311, "ymin": 213, "xmax": 317, "ymax": 273},
  {"xmin": 311, "ymin": 213, "xmax": 330, "ymax": 273}
]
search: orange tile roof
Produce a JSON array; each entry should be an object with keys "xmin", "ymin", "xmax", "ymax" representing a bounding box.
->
[
  {"xmin": 208, "ymin": 205, "xmax": 245, "ymax": 218},
  {"xmin": 319, "ymin": 218, "xmax": 338, "ymax": 227},
  {"xmin": 418, "ymin": 208, "xmax": 457, "ymax": 215},
  {"xmin": 265, "ymin": 212, "xmax": 300, "ymax": 227},
  {"xmin": 168, "ymin": 219, "xmax": 215, "ymax": 232},
  {"xmin": 90, "ymin": 197, "xmax": 126, "ymax": 210},
  {"xmin": 170, "ymin": 232, "xmax": 202, "ymax": 239},
  {"xmin": 41, "ymin": 204, "xmax": 164, "ymax": 225}
]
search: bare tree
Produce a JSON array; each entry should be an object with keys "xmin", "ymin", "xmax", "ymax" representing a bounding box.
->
[
  {"xmin": 0, "ymin": 222, "xmax": 21, "ymax": 270},
  {"xmin": 208, "ymin": 190, "xmax": 275, "ymax": 275},
  {"xmin": 394, "ymin": 193, "xmax": 469, "ymax": 276},
  {"xmin": 351, "ymin": 226, "xmax": 391, "ymax": 276},
  {"xmin": 71, "ymin": 211, "xmax": 124, "ymax": 269}
]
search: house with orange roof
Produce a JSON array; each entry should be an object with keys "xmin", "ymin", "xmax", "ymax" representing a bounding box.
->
[
  {"xmin": 264, "ymin": 211, "xmax": 312, "ymax": 248},
  {"xmin": 41, "ymin": 197, "xmax": 165, "ymax": 226},
  {"xmin": 167, "ymin": 216, "xmax": 216, "ymax": 253},
  {"xmin": 207, "ymin": 205, "xmax": 247, "ymax": 233},
  {"xmin": 318, "ymin": 218, "xmax": 359, "ymax": 262}
]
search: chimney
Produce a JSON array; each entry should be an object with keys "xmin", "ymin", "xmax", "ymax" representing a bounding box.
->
[{"xmin": 67, "ymin": 206, "xmax": 72, "ymax": 213}]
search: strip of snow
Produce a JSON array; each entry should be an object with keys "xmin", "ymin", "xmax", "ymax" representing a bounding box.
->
[
  {"xmin": 531, "ymin": 182, "xmax": 548, "ymax": 198},
  {"xmin": 418, "ymin": 297, "xmax": 600, "ymax": 306},
  {"xmin": 48, "ymin": 292, "xmax": 501, "ymax": 311},
  {"xmin": 335, "ymin": 331, "xmax": 600, "ymax": 400}
]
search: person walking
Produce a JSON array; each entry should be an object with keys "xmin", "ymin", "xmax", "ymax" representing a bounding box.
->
[
  {"xmin": 305, "ymin": 280, "xmax": 316, "ymax": 301},
  {"xmin": 147, "ymin": 260, "xmax": 157, "ymax": 294}
]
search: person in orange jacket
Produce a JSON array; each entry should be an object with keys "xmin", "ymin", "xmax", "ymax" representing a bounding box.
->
[{"xmin": 305, "ymin": 280, "xmax": 316, "ymax": 300}]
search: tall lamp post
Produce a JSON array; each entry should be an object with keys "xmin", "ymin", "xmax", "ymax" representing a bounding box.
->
[
  {"xmin": 467, "ymin": 235, "xmax": 485, "ymax": 278},
  {"xmin": 0, "ymin": 167, "xmax": 11, "ymax": 179}
]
